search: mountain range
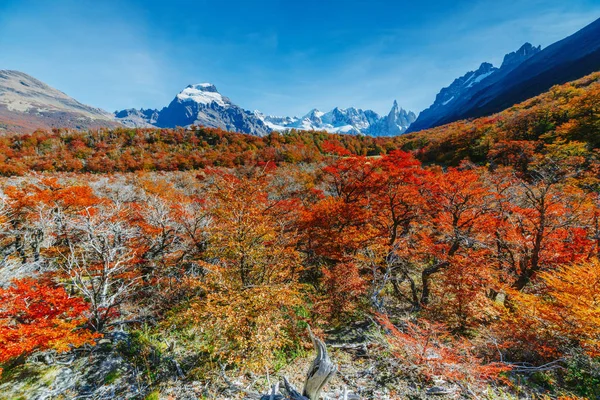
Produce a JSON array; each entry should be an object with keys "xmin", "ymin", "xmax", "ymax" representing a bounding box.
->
[
  {"xmin": 407, "ymin": 43, "xmax": 542, "ymax": 132},
  {"xmin": 254, "ymin": 100, "xmax": 416, "ymax": 135},
  {"xmin": 1, "ymin": 70, "xmax": 415, "ymax": 136},
  {"xmin": 114, "ymin": 84, "xmax": 416, "ymax": 136},
  {"xmin": 1, "ymin": 17, "xmax": 599, "ymax": 137}
]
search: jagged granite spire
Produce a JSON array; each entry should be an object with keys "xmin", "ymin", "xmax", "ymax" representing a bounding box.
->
[{"xmin": 501, "ymin": 43, "xmax": 542, "ymax": 69}]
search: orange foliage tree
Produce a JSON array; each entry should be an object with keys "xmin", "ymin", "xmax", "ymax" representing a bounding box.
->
[
  {"xmin": 377, "ymin": 314, "xmax": 510, "ymax": 385},
  {"xmin": 0, "ymin": 277, "xmax": 98, "ymax": 375}
]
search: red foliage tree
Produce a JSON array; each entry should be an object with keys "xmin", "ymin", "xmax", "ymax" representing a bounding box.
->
[{"xmin": 0, "ymin": 277, "xmax": 98, "ymax": 375}]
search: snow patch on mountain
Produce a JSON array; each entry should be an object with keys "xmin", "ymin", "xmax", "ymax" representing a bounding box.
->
[
  {"xmin": 442, "ymin": 96, "xmax": 454, "ymax": 106},
  {"xmin": 465, "ymin": 70, "xmax": 495, "ymax": 88},
  {"xmin": 176, "ymin": 84, "xmax": 228, "ymax": 107}
]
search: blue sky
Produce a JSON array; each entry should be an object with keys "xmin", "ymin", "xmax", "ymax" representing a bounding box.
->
[{"xmin": 1, "ymin": 0, "xmax": 599, "ymax": 117}]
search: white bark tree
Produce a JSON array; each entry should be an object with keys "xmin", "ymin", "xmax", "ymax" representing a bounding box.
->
[{"xmin": 62, "ymin": 206, "xmax": 139, "ymax": 332}]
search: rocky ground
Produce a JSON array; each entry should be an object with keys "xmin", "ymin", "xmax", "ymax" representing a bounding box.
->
[{"xmin": 0, "ymin": 322, "xmax": 527, "ymax": 400}]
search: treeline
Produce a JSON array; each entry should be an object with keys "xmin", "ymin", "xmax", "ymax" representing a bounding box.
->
[{"xmin": 0, "ymin": 126, "xmax": 399, "ymax": 175}]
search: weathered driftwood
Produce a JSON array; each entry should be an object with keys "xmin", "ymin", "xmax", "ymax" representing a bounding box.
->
[
  {"xmin": 280, "ymin": 376, "xmax": 305, "ymax": 399},
  {"xmin": 302, "ymin": 327, "xmax": 338, "ymax": 400},
  {"xmin": 260, "ymin": 327, "xmax": 337, "ymax": 400}
]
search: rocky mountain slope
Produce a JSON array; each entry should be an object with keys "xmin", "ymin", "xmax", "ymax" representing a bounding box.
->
[
  {"xmin": 0, "ymin": 70, "xmax": 119, "ymax": 134},
  {"xmin": 155, "ymin": 83, "xmax": 272, "ymax": 136},
  {"xmin": 407, "ymin": 43, "xmax": 542, "ymax": 132},
  {"xmin": 115, "ymin": 84, "xmax": 273, "ymax": 135},
  {"xmin": 409, "ymin": 16, "xmax": 600, "ymax": 132},
  {"xmin": 452, "ymin": 16, "xmax": 600, "ymax": 123},
  {"xmin": 113, "ymin": 108, "xmax": 159, "ymax": 128}
]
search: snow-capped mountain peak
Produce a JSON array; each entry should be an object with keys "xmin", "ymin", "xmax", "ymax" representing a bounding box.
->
[
  {"xmin": 385, "ymin": 100, "xmax": 417, "ymax": 135},
  {"xmin": 113, "ymin": 82, "xmax": 270, "ymax": 135},
  {"xmin": 176, "ymin": 83, "xmax": 228, "ymax": 107},
  {"xmin": 303, "ymin": 108, "xmax": 325, "ymax": 119},
  {"xmin": 193, "ymin": 83, "xmax": 218, "ymax": 90}
]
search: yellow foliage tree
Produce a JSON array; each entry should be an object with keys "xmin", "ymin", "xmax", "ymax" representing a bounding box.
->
[
  {"xmin": 177, "ymin": 169, "xmax": 306, "ymax": 372},
  {"xmin": 505, "ymin": 259, "xmax": 600, "ymax": 358}
]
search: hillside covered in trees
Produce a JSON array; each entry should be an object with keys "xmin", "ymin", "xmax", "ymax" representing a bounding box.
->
[
  {"xmin": 1, "ymin": 72, "xmax": 600, "ymax": 399},
  {"xmin": 0, "ymin": 71, "xmax": 599, "ymax": 176}
]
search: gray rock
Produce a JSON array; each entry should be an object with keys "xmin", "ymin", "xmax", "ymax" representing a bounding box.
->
[{"xmin": 426, "ymin": 385, "xmax": 453, "ymax": 395}]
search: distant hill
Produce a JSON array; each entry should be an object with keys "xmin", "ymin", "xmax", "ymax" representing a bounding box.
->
[{"xmin": 0, "ymin": 70, "xmax": 120, "ymax": 134}]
